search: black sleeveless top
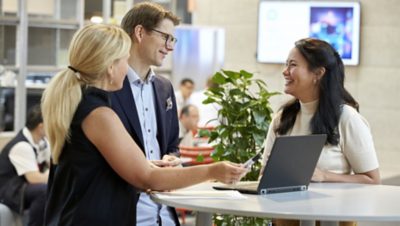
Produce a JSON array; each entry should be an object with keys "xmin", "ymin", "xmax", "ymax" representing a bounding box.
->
[{"xmin": 44, "ymin": 87, "xmax": 137, "ymax": 226}]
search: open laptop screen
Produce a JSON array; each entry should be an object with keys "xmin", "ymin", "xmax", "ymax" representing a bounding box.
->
[
  {"xmin": 213, "ymin": 134, "xmax": 327, "ymax": 195},
  {"xmin": 258, "ymin": 134, "xmax": 327, "ymax": 194}
]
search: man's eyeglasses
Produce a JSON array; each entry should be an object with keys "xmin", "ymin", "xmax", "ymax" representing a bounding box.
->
[{"xmin": 150, "ymin": 28, "xmax": 178, "ymax": 48}]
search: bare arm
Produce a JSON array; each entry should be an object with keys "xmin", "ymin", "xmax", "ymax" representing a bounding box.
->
[
  {"xmin": 312, "ymin": 168, "xmax": 380, "ymax": 184},
  {"xmin": 82, "ymin": 107, "xmax": 246, "ymax": 191},
  {"xmin": 24, "ymin": 170, "xmax": 49, "ymax": 184},
  {"xmin": 315, "ymin": 106, "xmax": 380, "ymax": 185}
]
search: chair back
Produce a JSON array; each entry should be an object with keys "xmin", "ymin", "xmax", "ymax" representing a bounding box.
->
[{"xmin": 179, "ymin": 146, "xmax": 214, "ymax": 166}]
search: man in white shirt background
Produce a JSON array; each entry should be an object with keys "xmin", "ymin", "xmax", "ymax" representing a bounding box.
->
[
  {"xmin": 189, "ymin": 77, "xmax": 220, "ymax": 128},
  {"xmin": 175, "ymin": 78, "xmax": 195, "ymax": 116},
  {"xmin": 178, "ymin": 104, "xmax": 199, "ymax": 147},
  {"xmin": 0, "ymin": 105, "xmax": 50, "ymax": 226}
]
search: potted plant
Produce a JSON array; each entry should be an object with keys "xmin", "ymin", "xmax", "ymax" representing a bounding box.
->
[{"xmin": 202, "ymin": 69, "xmax": 279, "ymax": 225}]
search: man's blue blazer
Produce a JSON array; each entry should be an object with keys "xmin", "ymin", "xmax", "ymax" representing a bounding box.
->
[{"xmin": 111, "ymin": 76, "xmax": 180, "ymax": 157}]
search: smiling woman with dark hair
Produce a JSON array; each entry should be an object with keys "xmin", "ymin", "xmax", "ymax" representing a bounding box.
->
[{"xmin": 261, "ymin": 38, "xmax": 380, "ymax": 226}]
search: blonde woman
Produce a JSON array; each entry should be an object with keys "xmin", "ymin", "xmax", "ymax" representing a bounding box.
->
[{"xmin": 41, "ymin": 24, "xmax": 246, "ymax": 226}]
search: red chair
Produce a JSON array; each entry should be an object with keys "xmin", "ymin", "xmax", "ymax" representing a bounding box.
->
[{"xmin": 179, "ymin": 146, "xmax": 214, "ymax": 166}]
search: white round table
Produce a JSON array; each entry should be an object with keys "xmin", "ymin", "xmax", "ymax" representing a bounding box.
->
[{"xmin": 151, "ymin": 182, "xmax": 400, "ymax": 225}]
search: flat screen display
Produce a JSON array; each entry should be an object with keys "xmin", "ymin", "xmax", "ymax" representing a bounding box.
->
[{"xmin": 257, "ymin": 1, "xmax": 360, "ymax": 65}]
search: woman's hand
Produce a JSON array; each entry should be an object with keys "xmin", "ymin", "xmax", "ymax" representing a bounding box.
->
[
  {"xmin": 210, "ymin": 161, "xmax": 248, "ymax": 184},
  {"xmin": 311, "ymin": 167, "xmax": 326, "ymax": 182},
  {"xmin": 311, "ymin": 167, "xmax": 380, "ymax": 184}
]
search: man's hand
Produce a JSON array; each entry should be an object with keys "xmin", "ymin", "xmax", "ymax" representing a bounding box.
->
[{"xmin": 150, "ymin": 154, "xmax": 182, "ymax": 168}]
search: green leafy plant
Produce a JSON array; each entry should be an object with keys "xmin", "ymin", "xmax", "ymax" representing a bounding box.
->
[{"xmin": 202, "ymin": 69, "xmax": 279, "ymax": 225}]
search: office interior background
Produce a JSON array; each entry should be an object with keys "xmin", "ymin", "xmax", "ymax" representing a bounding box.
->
[{"xmin": 0, "ymin": 0, "xmax": 399, "ymax": 183}]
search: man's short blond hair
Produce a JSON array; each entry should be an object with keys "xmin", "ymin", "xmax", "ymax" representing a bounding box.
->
[{"xmin": 121, "ymin": 2, "xmax": 180, "ymax": 38}]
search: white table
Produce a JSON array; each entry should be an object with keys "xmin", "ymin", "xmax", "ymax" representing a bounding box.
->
[{"xmin": 151, "ymin": 182, "xmax": 400, "ymax": 226}]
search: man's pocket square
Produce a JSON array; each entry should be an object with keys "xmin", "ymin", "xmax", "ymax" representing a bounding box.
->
[{"xmin": 166, "ymin": 97, "xmax": 173, "ymax": 111}]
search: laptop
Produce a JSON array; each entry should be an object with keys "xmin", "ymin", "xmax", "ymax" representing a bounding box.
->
[{"xmin": 213, "ymin": 134, "xmax": 327, "ymax": 195}]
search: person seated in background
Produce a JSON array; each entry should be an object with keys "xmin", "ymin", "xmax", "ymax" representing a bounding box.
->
[
  {"xmin": 262, "ymin": 38, "xmax": 380, "ymax": 226},
  {"xmin": 175, "ymin": 78, "xmax": 195, "ymax": 115},
  {"xmin": 178, "ymin": 104, "xmax": 199, "ymax": 147},
  {"xmin": 0, "ymin": 104, "xmax": 50, "ymax": 226},
  {"xmin": 189, "ymin": 76, "xmax": 220, "ymax": 127}
]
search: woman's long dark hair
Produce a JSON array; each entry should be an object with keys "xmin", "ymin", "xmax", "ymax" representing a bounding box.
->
[{"xmin": 276, "ymin": 38, "xmax": 358, "ymax": 145}]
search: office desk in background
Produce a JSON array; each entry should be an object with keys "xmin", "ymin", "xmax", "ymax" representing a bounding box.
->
[{"xmin": 151, "ymin": 182, "xmax": 400, "ymax": 226}]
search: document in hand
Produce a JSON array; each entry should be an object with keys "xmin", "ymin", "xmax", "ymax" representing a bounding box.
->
[{"xmin": 153, "ymin": 190, "xmax": 247, "ymax": 200}]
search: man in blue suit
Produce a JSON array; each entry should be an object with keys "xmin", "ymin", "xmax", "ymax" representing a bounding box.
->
[{"xmin": 111, "ymin": 2, "xmax": 182, "ymax": 226}]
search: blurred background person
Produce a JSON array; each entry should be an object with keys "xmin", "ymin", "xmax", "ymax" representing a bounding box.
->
[
  {"xmin": 178, "ymin": 104, "xmax": 199, "ymax": 147},
  {"xmin": 0, "ymin": 104, "xmax": 50, "ymax": 226},
  {"xmin": 175, "ymin": 78, "xmax": 195, "ymax": 115},
  {"xmin": 189, "ymin": 76, "xmax": 220, "ymax": 128}
]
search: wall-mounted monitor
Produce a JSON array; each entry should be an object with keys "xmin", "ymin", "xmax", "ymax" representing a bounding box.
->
[{"xmin": 257, "ymin": 1, "xmax": 360, "ymax": 65}]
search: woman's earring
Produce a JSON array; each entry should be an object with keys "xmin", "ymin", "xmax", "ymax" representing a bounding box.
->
[{"xmin": 313, "ymin": 79, "xmax": 317, "ymax": 85}]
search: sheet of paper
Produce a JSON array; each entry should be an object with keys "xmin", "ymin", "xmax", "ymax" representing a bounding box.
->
[{"xmin": 153, "ymin": 190, "xmax": 247, "ymax": 200}]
